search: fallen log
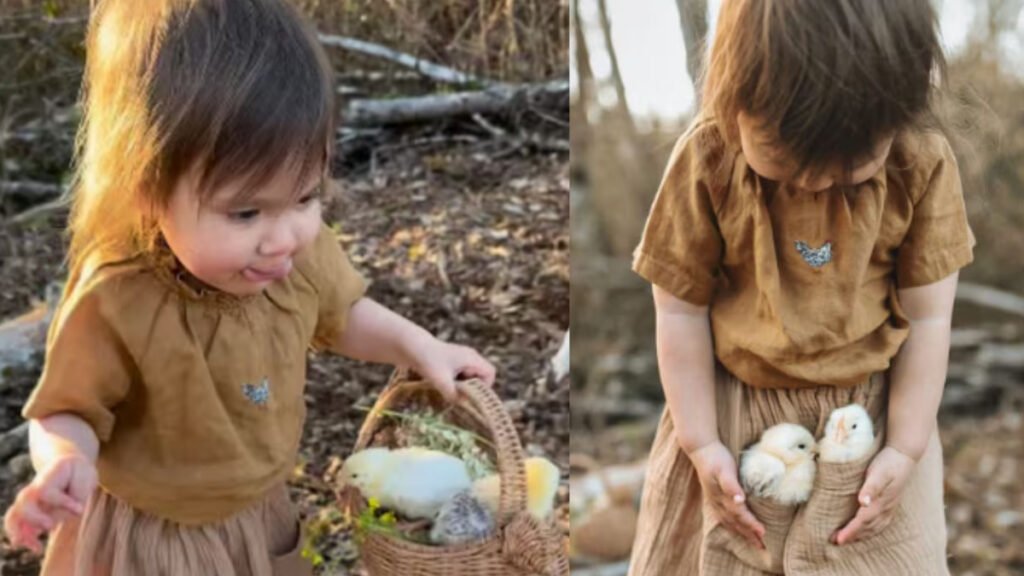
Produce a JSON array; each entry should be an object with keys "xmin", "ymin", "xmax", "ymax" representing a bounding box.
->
[
  {"xmin": 0, "ymin": 180, "xmax": 62, "ymax": 199},
  {"xmin": 0, "ymin": 284, "xmax": 60, "ymax": 382},
  {"xmin": 342, "ymin": 80, "xmax": 569, "ymax": 127},
  {"xmin": 956, "ymin": 282, "xmax": 1024, "ymax": 318},
  {"xmin": 0, "ymin": 422, "xmax": 28, "ymax": 461}
]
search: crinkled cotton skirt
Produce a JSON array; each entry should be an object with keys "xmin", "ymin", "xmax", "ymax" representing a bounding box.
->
[
  {"xmin": 39, "ymin": 483, "xmax": 312, "ymax": 576},
  {"xmin": 627, "ymin": 363, "xmax": 949, "ymax": 576}
]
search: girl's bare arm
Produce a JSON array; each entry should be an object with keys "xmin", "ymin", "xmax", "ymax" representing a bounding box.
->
[
  {"xmin": 653, "ymin": 285, "xmax": 718, "ymax": 453},
  {"xmin": 888, "ymin": 271, "xmax": 959, "ymax": 460},
  {"xmin": 29, "ymin": 413, "xmax": 99, "ymax": 472},
  {"xmin": 653, "ymin": 285, "xmax": 766, "ymax": 547}
]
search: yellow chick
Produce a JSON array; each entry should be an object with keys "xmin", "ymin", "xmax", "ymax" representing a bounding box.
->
[
  {"xmin": 739, "ymin": 423, "xmax": 817, "ymax": 505},
  {"xmin": 341, "ymin": 447, "xmax": 471, "ymax": 520},
  {"xmin": 819, "ymin": 404, "xmax": 875, "ymax": 463},
  {"xmin": 471, "ymin": 457, "xmax": 561, "ymax": 520}
]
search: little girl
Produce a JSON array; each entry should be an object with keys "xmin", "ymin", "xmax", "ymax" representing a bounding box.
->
[
  {"xmin": 629, "ymin": 0, "xmax": 973, "ymax": 574},
  {"xmin": 2, "ymin": 1, "xmax": 494, "ymax": 574}
]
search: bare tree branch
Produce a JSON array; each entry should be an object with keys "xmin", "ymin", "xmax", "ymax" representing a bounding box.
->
[
  {"xmin": 0, "ymin": 180, "xmax": 62, "ymax": 198},
  {"xmin": 319, "ymin": 34, "xmax": 486, "ymax": 86}
]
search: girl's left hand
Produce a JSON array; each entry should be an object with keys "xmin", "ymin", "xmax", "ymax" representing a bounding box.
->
[
  {"xmin": 412, "ymin": 339, "xmax": 496, "ymax": 401},
  {"xmin": 833, "ymin": 446, "xmax": 915, "ymax": 545}
]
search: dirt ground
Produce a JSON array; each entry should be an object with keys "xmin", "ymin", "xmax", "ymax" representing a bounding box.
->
[{"xmin": 0, "ymin": 135, "xmax": 569, "ymax": 575}]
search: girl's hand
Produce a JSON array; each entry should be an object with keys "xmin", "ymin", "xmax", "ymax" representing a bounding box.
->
[
  {"xmin": 689, "ymin": 441, "xmax": 766, "ymax": 550},
  {"xmin": 833, "ymin": 446, "xmax": 915, "ymax": 545},
  {"xmin": 412, "ymin": 338, "xmax": 496, "ymax": 401},
  {"xmin": 3, "ymin": 453, "xmax": 96, "ymax": 554}
]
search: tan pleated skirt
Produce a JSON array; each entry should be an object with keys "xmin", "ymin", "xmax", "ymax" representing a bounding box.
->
[
  {"xmin": 628, "ymin": 363, "xmax": 950, "ymax": 576},
  {"xmin": 39, "ymin": 483, "xmax": 312, "ymax": 576}
]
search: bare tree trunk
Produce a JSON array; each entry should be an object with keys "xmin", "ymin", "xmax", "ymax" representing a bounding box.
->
[
  {"xmin": 675, "ymin": 0, "xmax": 708, "ymax": 106},
  {"xmin": 570, "ymin": 0, "xmax": 594, "ymax": 179},
  {"xmin": 574, "ymin": 0, "xmax": 648, "ymax": 257},
  {"xmin": 594, "ymin": 0, "xmax": 637, "ymax": 138}
]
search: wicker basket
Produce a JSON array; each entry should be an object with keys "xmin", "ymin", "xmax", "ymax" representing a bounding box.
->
[{"xmin": 343, "ymin": 369, "xmax": 569, "ymax": 576}]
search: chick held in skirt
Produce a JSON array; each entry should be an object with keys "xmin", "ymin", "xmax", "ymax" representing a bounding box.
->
[{"xmin": 627, "ymin": 363, "xmax": 950, "ymax": 576}]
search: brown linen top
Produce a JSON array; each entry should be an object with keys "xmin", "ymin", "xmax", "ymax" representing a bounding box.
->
[
  {"xmin": 22, "ymin": 223, "xmax": 366, "ymax": 524},
  {"xmin": 632, "ymin": 119, "xmax": 976, "ymax": 389}
]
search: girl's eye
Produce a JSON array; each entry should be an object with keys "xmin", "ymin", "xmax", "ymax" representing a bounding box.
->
[
  {"xmin": 298, "ymin": 189, "xmax": 322, "ymax": 207},
  {"xmin": 229, "ymin": 208, "xmax": 260, "ymax": 222},
  {"xmin": 798, "ymin": 443, "xmax": 806, "ymax": 450}
]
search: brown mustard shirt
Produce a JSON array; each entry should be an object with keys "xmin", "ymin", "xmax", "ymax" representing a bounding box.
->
[
  {"xmin": 633, "ymin": 120, "xmax": 976, "ymax": 389},
  {"xmin": 22, "ymin": 223, "xmax": 366, "ymax": 524}
]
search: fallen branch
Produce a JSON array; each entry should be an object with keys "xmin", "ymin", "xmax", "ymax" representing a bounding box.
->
[
  {"xmin": 342, "ymin": 79, "xmax": 568, "ymax": 127},
  {"xmin": 0, "ymin": 286, "xmax": 59, "ymax": 378},
  {"xmin": 0, "ymin": 422, "xmax": 28, "ymax": 461},
  {"xmin": 6, "ymin": 196, "xmax": 68, "ymax": 225},
  {"xmin": 0, "ymin": 180, "xmax": 62, "ymax": 199},
  {"xmin": 975, "ymin": 344, "xmax": 1024, "ymax": 370},
  {"xmin": 956, "ymin": 282, "xmax": 1024, "ymax": 318},
  {"xmin": 319, "ymin": 34, "xmax": 484, "ymax": 86}
]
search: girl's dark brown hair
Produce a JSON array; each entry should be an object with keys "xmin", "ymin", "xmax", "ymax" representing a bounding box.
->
[
  {"xmin": 702, "ymin": 0, "xmax": 945, "ymax": 173},
  {"xmin": 68, "ymin": 0, "xmax": 334, "ymax": 286}
]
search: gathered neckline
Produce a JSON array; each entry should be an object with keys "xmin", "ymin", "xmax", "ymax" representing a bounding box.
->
[{"xmin": 143, "ymin": 236, "xmax": 262, "ymax": 310}]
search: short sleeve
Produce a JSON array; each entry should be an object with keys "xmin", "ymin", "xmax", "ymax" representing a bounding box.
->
[
  {"xmin": 21, "ymin": 289, "xmax": 132, "ymax": 442},
  {"xmin": 304, "ymin": 223, "xmax": 368, "ymax": 351},
  {"xmin": 631, "ymin": 124, "xmax": 725, "ymax": 306},
  {"xmin": 896, "ymin": 139, "xmax": 976, "ymax": 289}
]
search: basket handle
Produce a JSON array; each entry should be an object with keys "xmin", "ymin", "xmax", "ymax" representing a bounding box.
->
[
  {"xmin": 353, "ymin": 369, "xmax": 529, "ymax": 526},
  {"xmin": 454, "ymin": 377, "xmax": 528, "ymax": 526}
]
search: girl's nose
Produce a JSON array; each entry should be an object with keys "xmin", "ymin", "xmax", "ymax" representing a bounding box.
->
[
  {"xmin": 258, "ymin": 222, "xmax": 298, "ymax": 257},
  {"xmin": 796, "ymin": 171, "xmax": 833, "ymax": 192}
]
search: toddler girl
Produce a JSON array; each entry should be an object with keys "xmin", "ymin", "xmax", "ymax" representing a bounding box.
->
[
  {"xmin": 2, "ymin": 1, "xmax": 494, "ymax": 574},
  {"xmin": 629, "ymin": 0, "xmax": 973, "ymax": 574}
]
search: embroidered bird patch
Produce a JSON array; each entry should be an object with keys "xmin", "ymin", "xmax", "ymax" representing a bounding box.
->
[
  {"xmin": 242, "ymin": 378, "xmax": 270, "ymax": 407},
  {"xmin": 794, "ymin": 241, "xmax": 832, "ymax": 268}
]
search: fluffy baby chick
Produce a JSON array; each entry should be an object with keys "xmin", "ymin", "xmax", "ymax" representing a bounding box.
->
[
  {"xmin": 819, "ymin": 404, "xmax": 875, "ymax": 463},
  {"xmin": 739, "ymin": 423, "xmax": 817, "ymax": 505},
  {"xmin": 430, "ymin": 490, "xmax": 496, "ymax": 546},
  {"xmin": 472, "ymin": 456, "xmax": 560, "ymax": 520},
  {"xmin": 341, "ymin": 447, "xmax": 471, "ymax": 520}
]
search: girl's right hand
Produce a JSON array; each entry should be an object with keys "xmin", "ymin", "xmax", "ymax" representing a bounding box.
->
[
  {"xmin": 3, "ymin": 453, "xmax": 96, "ymax": 554},
  {"xmin": 689, "ymin": 441, "xmax": 766, "ymax": 549}
]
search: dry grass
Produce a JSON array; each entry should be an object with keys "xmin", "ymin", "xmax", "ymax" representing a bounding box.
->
[{"xmin": 298, "ymin": 0, "xmax": 568, "ymax": 83}]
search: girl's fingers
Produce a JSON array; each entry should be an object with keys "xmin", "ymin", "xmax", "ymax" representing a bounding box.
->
[
  {"xmin": 427, "ymin": 370, "xmax": 457, "ymax": 401},
  {"xmin": 457, "ymin": 353, "xmax": 496, "ymax": 386},
  {"xmin": 715, "ymin": 470, "xmax": 746, "ymax": 503},
  {"xmin": 16, "ymin": 502, "xmax": 56, "ymax": 534},
  {"xmin": 859, "ymin": 469, "xmax": 892, "ymax": 507},
  {"xmin": 722, "ymin": 518, "xmax": 764, "ymax": 549},
  {"xmin": 19, "ymin": 524, "xmax": 43, "ymax": 554},
  {"xmin": 835, "ymin": 503, "xmax": 877, "ymax": 545},
  {"xmin": 733, "ymin": 502, "xmax": 766, "ymax": 541},
  {"xmin": 39, "ymin": 486, "xmax": 84, "ymax": 516}
]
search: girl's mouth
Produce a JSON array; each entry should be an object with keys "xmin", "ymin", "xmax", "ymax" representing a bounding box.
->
[{"xmin": 242, "ymin": 260, "xmax": 292, "ymax": 282}]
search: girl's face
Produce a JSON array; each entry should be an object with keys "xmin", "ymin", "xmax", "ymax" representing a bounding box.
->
[
  {"xmin": 158, "ymin": 163, "xmax": 324, "ymax": 296},
  {"xmin": 737, "ymin": 112, "xmax": 893, "ymax": 192}
]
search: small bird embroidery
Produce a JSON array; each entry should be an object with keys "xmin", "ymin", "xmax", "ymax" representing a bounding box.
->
[
  {"xmin": 242, "ymin": 378, "xmax": 270, "ymax": 407},
  {"xmin": 794, "ymin": 241, "xmax": 832, "ymax": 268}
]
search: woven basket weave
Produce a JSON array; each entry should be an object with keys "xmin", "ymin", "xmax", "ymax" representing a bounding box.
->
[{"xmin": 344, "ymin": 369, "xmax": 569, "ymax": 576}]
